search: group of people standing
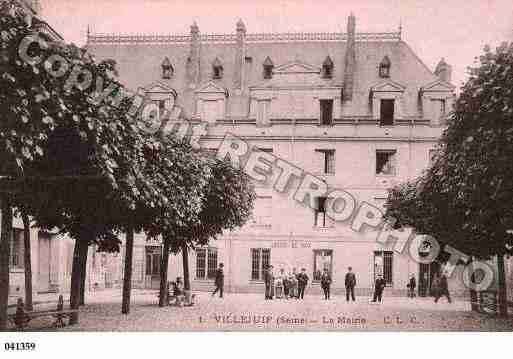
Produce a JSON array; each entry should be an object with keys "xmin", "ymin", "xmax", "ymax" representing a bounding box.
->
[
  {"xmin": 210, "ymin": 262, "xmax": 451, "ymax": 304},
  {"xmin": 264, "ymin": 266, "xmax": 310, "ymax": 300},
  {"xmin": 262, "ymin": 265, "xmax": 386, "ymax": 303},
  {"xmin": 408, "ymin": 272, "xmax": 451, "ymax": 303}
]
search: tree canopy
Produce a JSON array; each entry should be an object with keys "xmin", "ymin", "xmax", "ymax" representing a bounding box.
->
[{"xmin": 385, "ymin": 42, "xmax": 513, "ymax": 260}]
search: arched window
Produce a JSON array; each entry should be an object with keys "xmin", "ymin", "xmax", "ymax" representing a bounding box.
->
[
  {"xmin": 322, "ymin": 56, "xmax": 334, "ymax": 79},
  {"xmin": 263, "ymin": 56, "xmax": 274, "ymax": 79},
  {"xmin": 212, "ymin": 57, "xmax": 223, "ymax": 79},
  {"xmin": 161, "ymin": 57, "xmax": 173, "ymax": 79},
  {"xmin": 379, "ymin": 56, "xmax": 391, "ymax": 78}
]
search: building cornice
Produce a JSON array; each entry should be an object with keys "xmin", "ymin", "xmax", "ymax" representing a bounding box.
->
[{"xmin": 87, "ymin": 31, "xmax": 402, "ymax": 45}]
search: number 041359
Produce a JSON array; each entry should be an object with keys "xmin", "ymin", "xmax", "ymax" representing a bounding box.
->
[{"xmin": 4, "ymin": 342, "xmax": 36, "ymax": 351}]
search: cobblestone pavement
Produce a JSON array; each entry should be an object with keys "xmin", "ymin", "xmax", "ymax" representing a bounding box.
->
[{"xmin": 11, "ymin": 290, "xmax": 511, "ymax": 331}]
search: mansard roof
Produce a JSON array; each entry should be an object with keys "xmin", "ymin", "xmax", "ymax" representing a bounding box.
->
[{"xmin": 86, "ymin": 27, "xmax": 451, "ymax": 117}]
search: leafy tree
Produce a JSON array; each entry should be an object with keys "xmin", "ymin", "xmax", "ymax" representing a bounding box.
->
[
  {"xmin": 173, "ymin": 152, "xmax": 255, "ymax": 292},
  {"xmin": 385, "ymin": 42, "xmax": 513, "ymax": 316},
  {"xmin": 0, "ymin": 1, "xmax": 172, "ymax": 326}
]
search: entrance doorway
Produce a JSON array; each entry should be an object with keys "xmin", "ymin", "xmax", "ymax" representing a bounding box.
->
[
  {"xmin": 145, "ymin": 246, "xmax": 161, "ymax": 289},
  {"xmin": 418, "ymin": 261, "xmax": 441, "ymax": 297}
]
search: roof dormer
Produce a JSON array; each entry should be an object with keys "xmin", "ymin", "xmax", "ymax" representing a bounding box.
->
[
  {"xmin": 322, "ymin": 56, "xmax": 334, "ymax": 79},
  {"xmin": 379, "ymin": 56, "xmax": 391, "ymax": 78}
]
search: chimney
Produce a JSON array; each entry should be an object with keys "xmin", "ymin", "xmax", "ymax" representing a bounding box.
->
[
  {"xmin": 234, "ymin": 19, "xmax": 246, "ymax": 90},
  {"xmin": 187, "ymin": 22, "xmax": 201, "ymax": 87},
  {"xmin": 343, "ymin": 13, "xmax": 356, "ymax": 101},
  {"xmin": 435, "ymin": 58, "xmax": 452, "ymax": 83}
]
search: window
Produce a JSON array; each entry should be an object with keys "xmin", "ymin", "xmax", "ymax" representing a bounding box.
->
[
  {"xmin": 431, "ymin": 99, "xmax": 447, "ymax": 125},
  {"xmin": 212, "ymin": 57, "xmax": 223, "ymax": 79},
  {"xmin": 263, "ymin": 56, "xmax": 274, "ymax": 79},
  {"xmin": 196, "ymin": 247, "xmax": 218, "ymax": 280},
  {"xmin": 319, "ymin": 99, "xmax": 333, "ymax": 125},
  {"xmin": 9, "ymin": 229, "xmax": 24, "ymax": 269},
  {"xmin": 379, "ymin": 56, "xmax": 391, "ymax": 78},
  {"xmin": 313, "ymin": 249, "xmax": 333, "ymax": 281},
  {"xmin": 161, "ymin": 57, "xmax": 173, "ymax": 79},
  {"xmin": 322, "ymin": 56, "xmax": 334, "ymax": 79},
  {"xmin": 380, "ymin": 99, "xmax": 394, "ymax": 126},
  {"xmin": 202, "ymin": 100, "xmax": 219, "ymax": 123},
  {"xmin": 145, "ymin": 246, "xmax": 161, "ymax": 276},
  {"xmin": 315, "ymin": 149, "xmax": 335, "ymax": 174},
  {"xmin": 376, "ymin": 150, "xmax": 397, "ymax": 175},
  {"xmin": 256, "ymin": 100, "xmax": 271, "ymax": 126},
  {"xmin": 251, "ymin": 196, "xmax": 272, "ymax": 226},
  {"xmin": 374, "ymin": 251, "xmax": 393, "ymax": 286},
  {"xmin": 213, "ymin": 66, "xmax": 222, "ymax": 79},
  {"xmin": 314, "ymin": 196, "xmax": 328, "ymax": 227},
  {"xmin": 251, "ymin": 248, "xmax": 271, "ymax": 280}
]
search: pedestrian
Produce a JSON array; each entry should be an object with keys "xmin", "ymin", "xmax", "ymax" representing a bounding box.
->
[
  {"xmin": 372, "ymin": 274, "xmax": 386, "ymax": 303},
  {"xmin": 434, "ymin": 271, "xmax": 452, "ymax": 303},
  {"xmin": 212, "ymin": 263, "xmax": 224, "ymax": 298},
  {"xmin": 297, "ymin": 268, "xmax": 309, "ymax": 299},
  {"xmin": 408, "ymin": 274, "xmax": 416, "ymax": 298},
  {"xmin": 431, "ymin": 273, "xmax": 441, "ymax": 299},
  {"xmin": 345, "ymin": 266, "xmax": 356, "ymax": 302},
  {"xmin": 289, "ymin": 269, "xmax": 298, "ymax": 299},
  {"xmin": 264, "ymin": 265, "xmax": 274, "ymax": 300},
  {"xmin": 320, "ymin": 268, "xmax": 332, "ymax": 300},
  {"xmin": 282, "ymin": 269, "xmax": 290, "ymax": 299},
  {"xmin": 275, "ymin": 268, "xmax": 284, "ymax": 299}
]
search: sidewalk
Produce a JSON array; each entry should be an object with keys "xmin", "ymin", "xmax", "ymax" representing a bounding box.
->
[{"xmin": 8, "ymin": 288, "xmax": 157, "ymax": 308}]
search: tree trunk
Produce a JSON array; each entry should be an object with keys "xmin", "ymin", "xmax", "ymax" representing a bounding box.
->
[
  {"xmin": 121, "ymin": 228, "xmax": 134, "ymax": 314},
  {"xmin": 79, "ymin": 245, "xmax": 89, "ymax": 306},
  {"xmin": 0, "ymin": 197, "xmax": 13, "ymax": 330},
  {"xmin": 469, "ymin": 257, "xmax": 478, "ymax": 312},
  {"xmin": 69, "ymin": 238, "xmax": 87, "ymax": 325},
  {"xmin": 182, "ymin": 245, "xmax": 190, "ymax": 291},
  {"xmin": 497, "ymin": 254, "xmax": 508, "ymax": 317},
  {"xmin": 22, "ymin": 212, "xmax": 33, "ymax": 311},
  {"xmin": 158, "ymin": 238, "xmax": 170, "ymax": 307}
]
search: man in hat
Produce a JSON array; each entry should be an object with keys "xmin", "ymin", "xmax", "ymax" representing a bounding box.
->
[
  {"xmin": 212, "ymin": 263, "xmax": 224, "ymax": 298},
  {"xmin": 264, "ymin": 265, "xmax": 274, "ymax": 300},
  {"xmin": 345, "ymin": 266, "xmax": 357, "ymax": 302}
]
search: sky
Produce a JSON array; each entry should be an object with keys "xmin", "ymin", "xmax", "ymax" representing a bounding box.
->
[{"xmin": 39, "ymin": 0, "xmax": 513, "ymax": 90}]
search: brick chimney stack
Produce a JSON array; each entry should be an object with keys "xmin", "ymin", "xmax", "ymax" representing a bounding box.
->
[
  {"xmin": 435, "ymin": 58, "xmax": 452, "ymax": 83},
  {"xmin": 234, "ymin": 19, "xmax": 246, "ymax": 90},
  {"xmin": 188, "ymin": 21, "xmax": 201, "ymax": 87},
  {"xmin": 343, "ymin": 13, "xmax": 356, "ymax": 101}
]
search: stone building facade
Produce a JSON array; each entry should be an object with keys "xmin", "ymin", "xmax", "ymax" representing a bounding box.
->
[{"xmin": 84, "ymin": 15, "xmax": 475, "ymax": 296}]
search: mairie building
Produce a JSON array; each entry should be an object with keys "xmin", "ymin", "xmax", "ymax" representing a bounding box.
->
[{"xmin": 85, "ymin": 15, "xmax": 471, "ymax": 297}]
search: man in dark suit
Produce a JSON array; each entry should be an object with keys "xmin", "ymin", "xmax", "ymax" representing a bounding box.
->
[
  {"xmin": 372, "ymin": 274, "xmax": 386, "ymax": 303},
  {"xmin": 320, "ymin": 268, "xmax": 332, "ymax": 300},
  {"xmin": 264, "ymin": 265, "xmax": 274, "ymax": 300},
  {"xmin": 297, "ymin": 268, "xmax": 309, "ymax": 299},
  {"xmin": 212, "ymin": 263, "xmax": 224, "ymax": 298},
  {"xmin": 345, "ymin": 266, "xmax": 356, "ymax": 302}
]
